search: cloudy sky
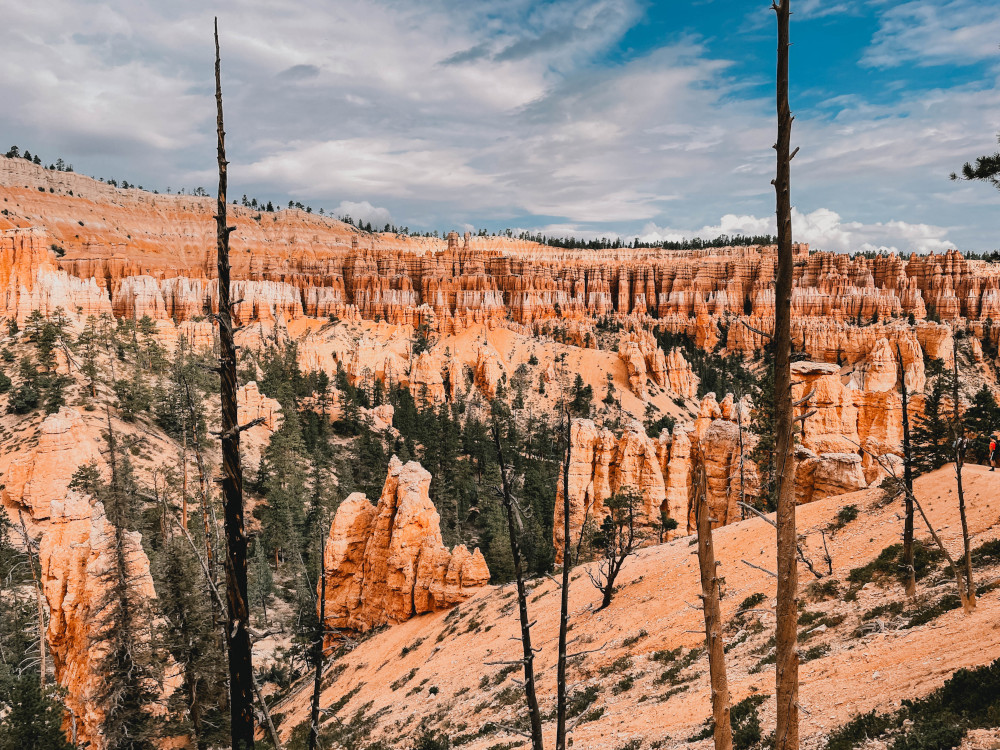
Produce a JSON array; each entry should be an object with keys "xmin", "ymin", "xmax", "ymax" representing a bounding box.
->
[{"xmin": 3, "ymin": 0, "xmax": 999, "ymax": 252}]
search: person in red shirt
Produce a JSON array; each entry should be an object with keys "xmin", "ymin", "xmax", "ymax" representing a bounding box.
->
[{"xmin": 991, "ymin": 436, "xmax": 997, "ymax": 472}]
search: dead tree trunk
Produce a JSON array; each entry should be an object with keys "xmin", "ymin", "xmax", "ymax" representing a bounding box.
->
[
  {"xmin": 490, "ymin": 413, "xmax": 545, "ymax": 750},
  {"xmin": 214, "ymin": 19, "xmax": 255, "ymax": 748},
  {"xmin": 897, "ymin": 343, "xmax": 917, "ymax": 597},
  {"xmin": 772, "ymin": 2, "xmax": 799, "ymax": 748},
  {"xmin": 950, "ymin": 337, "xmax": 976, "ymax": 612},
  {"xmin": 309, "ymin": 528, "xmax": 329, "ymax": 750},
  {"xmin": 695, "ymin": 465, "xmax": 733, "ymax": 750},
  {"xmin": 910, "ymin": 487, "xmax": 969, "ymax": 609},
  {"xmin": 555, "ymin": 411, "xmax": 572, "ymax": 750}
]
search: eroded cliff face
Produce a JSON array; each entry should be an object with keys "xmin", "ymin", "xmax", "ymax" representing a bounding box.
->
[
  {"xmin": 553, "ymin": 395, "xmax": 762, "ymax": 560},
  {"xmin": 0, "ymin": 408, "xmax": 157, "ymax": 747},
  {"xmin": 552, "ymin": 370, "xmax": 904, "ymax": 559},
  {"xmin": 321, "ymin": 457, "xmax": 490, "ymax": 635},
  {"xmin": 5, "ymin": 158, "xmax": 1000, "ymax": 354}
]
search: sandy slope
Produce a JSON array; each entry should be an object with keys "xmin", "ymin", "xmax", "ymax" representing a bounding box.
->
[{"xmin": 270, "ymin": 464, "xmax": 1000, "ymax": 749}]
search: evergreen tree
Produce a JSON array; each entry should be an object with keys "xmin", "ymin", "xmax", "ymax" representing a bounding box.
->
[
  {"xmin": 8, "ymin": 357, "xmax": 41, "ymax": 414},
  {"xmin": 248, "ymin": 540, "xmax": 275, "ymax": 626},
  {"xmin": 951, "ymin": 132, "xmax": 1000, "ymax": 191},
  {"xmin": 77, "ymin": 315, "xmax": 101, "ymax": 399},
  {"xmin": 255, "ymin": 409, "xmax": 309, "ymax": 564},
  {"xmin": 965, "ymin": 384, "xmax": 1000, "ymax": 464},
  {"xmin": 0, "ymin": 511, "xmax": 73, "ymax": 747},
  {"xmin": 73, "ymin": 421, "xmax": 160, "ymax": 750},
  {"xmin": 0, "ymin": 678, "xmax": 72, "ymax": 750},
  {"xmin": 155, "ymin": 536, "xmax": 229, "ymax": 749},
  {"xmin": 750, "ymin": 350, "xmax": 777, "ymax": 511},
  {"xmin": 912, "ymin": 375, "xmax": 955, "ymax": 475},
  {"xmin": 569, "ymin": 374, "xmax": 593, "ymax": 417},
  {"xmin": 114, "ymin": 362, "xmax": 154, "ymax": 421}
]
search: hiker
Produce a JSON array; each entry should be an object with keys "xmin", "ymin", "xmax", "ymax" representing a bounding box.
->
[{"xmin": 991, "ymin": 435, "xmax": 997, "ymax": 472}]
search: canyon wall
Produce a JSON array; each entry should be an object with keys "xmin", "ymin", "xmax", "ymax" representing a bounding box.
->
[
  {"xmin": 5, "ymin": 158, "xmax": 1000, "ymax": 346},
  {"xmin": 5, "ymin": 156, "xmax": 1000, "ymax": 726},
  {"xmin": 0, "ymin": 408, "xmax": 157, "ymax": 747}
]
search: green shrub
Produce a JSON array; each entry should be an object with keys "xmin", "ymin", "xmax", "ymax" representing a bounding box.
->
[
  {"xmin": 689, "ymin": 694, "xmax": 769, "ymax": 750},
  {"xmin": 848, "ymin": 542, "xmax": 942, "ymax": 588},
  {"xmin": 622, "ymin": 629, "xmax": 649, "ymax": 647},
  {"xmin": 832, "ymin": 504, "xmax": 859, "ymax": 530},
  {"xmin": 613, "ymin": 674, "xmax": 635, "ymax": 694},
  {"xmin": 861, "ymin": 601, "xmax": 905, "ymax": 622},
  {"xmin": 805, "ymin": 579, "xmax": 840, "ymax": 602},
  {"xmin": 825, "ymin": 658, "xmax": 1000, "ymax": 750},
  {"xmin": 799, "ymin": 644, "xmax": 830, "ymax": 662},
  {"xmin": 971, "ymin": 539, "xmax": 1000, "ymax": 568},
  {"xmin": 905, "ymin": 594, "xmax": 961, "ymax": 628},
  {"xmin": 739, "ymin": 592, "xmax": 768, "ymax": 611}
]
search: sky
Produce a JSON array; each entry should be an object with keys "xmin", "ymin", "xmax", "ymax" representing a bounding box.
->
[{"xmin": 2, "ymin": 0, "xmax": 999, "ymax": 253}]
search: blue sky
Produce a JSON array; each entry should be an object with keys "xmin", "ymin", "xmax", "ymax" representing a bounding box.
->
[{"xmin": 2, "ymin": 0, "xmax": 998, "ymax": 252}]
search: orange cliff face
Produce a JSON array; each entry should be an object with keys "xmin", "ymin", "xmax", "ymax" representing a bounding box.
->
[
  {"xmin": 4, "ymin": 155, "xmax": 1000, "ymax": 560},
  {"xmin": 6, "ymin": 156, "xmax": 1000, "ymax": 345},
  {"xmin": 0, "ymin": 408, "xmax": 157, "ymax": 748}
]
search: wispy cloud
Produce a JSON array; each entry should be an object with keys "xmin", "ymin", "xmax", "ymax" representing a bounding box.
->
[
  {"xmin": 637, "ymin": 207, "xmax": 955, "ymax": 254},
  {"xmin": 863, "ymin": 0, "xmax": 1000, "ymax": 68},
  {"xmin": 0, "ymin": 0, "xmax": 996, "ymax": 252}
]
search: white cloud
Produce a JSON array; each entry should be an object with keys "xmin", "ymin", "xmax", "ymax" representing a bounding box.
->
[
  {"xmin": 0, "ymin": 0, "xmax": 996, "ymax": 251},
  {"xmin": 635, "ymin": 208, "xmax": 955, "ymax": 254},
  {"xmin": 863, "ymin": 0, "xmax": 1000, "ymax": 69},
  {"xmin": 331, "ymin": 200, "xmax": 392, "ymax": 228}
]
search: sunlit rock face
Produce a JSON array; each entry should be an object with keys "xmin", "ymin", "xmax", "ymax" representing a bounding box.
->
[
  {"xmin": 0, "ymin": 408, "xmax": 157, "ymax": 749},
  {"xmin": 321, "ymin": 457, "xmax": 490, "ymax": 635}
]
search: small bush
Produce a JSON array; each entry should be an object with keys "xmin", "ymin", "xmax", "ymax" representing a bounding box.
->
[
  {"xmin": 848, "ymin": 541, "xmax": 942, "ymax": 588},
  {"xmin": 805, "ymin": 579, "xmax": 840, "ymax": 602},
  {"xmin": 830, "ymin": 504, "xmax": 859, "ymax": 530},
  {"xmin": 799, "ymin": 643, "xmax": 830, "ymax": 662},
  {"xmin": 824, "ymin": 658, "xmax": 1000, "ymax": 750},
  {"xmin": 390, "ymin": 668, "xmax": 418, "ymax": 691},
  {"xmin": 689, "ymin": 695, "xmax": 768, "ymax": 750},
  {"xmin": 613, "ymin": 674, "xmax": 635, "ymax": 694},
  {"xmin": 599, "ymin": 655, "xmax": 633, "ymax": 677},
  {"xmin": 739, "ymin": 592, "xmax": 768, "ymax": 611},
  {"xmin": 971, "ymin": 539, "xmax": 1000, "ymax": 568},
  {"xmin": 622, "ymin": 629, "xmax": 649, "ymax": 647},
  {"xmin": 861, "ymin": 601, "xmax": 905, "ymax": 622},
  {"xmin": 905, "ymin": 594, "xmax": 961, "ymax": 628}
]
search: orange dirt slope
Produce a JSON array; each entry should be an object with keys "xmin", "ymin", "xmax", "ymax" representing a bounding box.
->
[{"xmin": 270, "ymin": 463, "xmax": 1000, "ymax": 749}]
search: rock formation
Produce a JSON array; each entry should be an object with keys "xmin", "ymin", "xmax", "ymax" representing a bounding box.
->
[
  {"xmin": 0, "ymin": 408, "xmax": 156, "ymax": 748},
  {"xmin": 553, "ymin": 398, "xmax": 760, "ymax": 560},
  {"xmin": 321, "ymin": 457, "xmax": 489, "ymax": 634}
]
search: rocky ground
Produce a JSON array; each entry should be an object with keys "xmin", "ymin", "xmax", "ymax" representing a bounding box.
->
[{"xmin": 271, "ymin": 464, "xmax": 1000, "ymax": 750}]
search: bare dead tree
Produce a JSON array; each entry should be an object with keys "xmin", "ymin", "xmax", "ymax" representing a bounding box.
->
[
  {"xmin": 309, "ymin": 523, "xmax": 330, "ymax": 750},
  {"xmin": 897, "ymin": 343, "xmax": 917, "ymax": 597},
  {"xmin": 854, "ymin": 442, "xmax": 972, "ymax": 613},
  {"xmin": 771, "ymin": 1, "xmax": 799, "ymax": 748},
  {"xmin": 556, "ymin": 409, "xmax": 572, "ymax": 750},
  {"xmin": 490, "ymin": 407, "xmax": 545, "ymax": 750},
  {"xmin": 950, "ymin": 335, "xmax": 976, "ymax": 612},
  {"xmin": 695, "ymin": 465, "xmax": 733, "ymax": 750},
  {"xmin": 214, "ymin": 19, "xmax": 255, "ymax": 748}
]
